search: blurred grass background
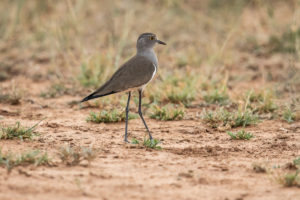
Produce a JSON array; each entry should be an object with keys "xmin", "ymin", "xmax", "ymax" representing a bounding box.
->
[{"xmin": 0, "ymin": 0, "xmax": 299, "ymax": 122}]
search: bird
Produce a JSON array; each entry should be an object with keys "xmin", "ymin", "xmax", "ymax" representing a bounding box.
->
[{"xmin": 81, "ymin": 33, "xmax": 166, "ymax": 143}]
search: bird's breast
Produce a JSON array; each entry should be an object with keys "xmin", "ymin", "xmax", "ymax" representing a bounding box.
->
[{"xmin": 138, "ymin": 49, "xmax": 158, "ymax": 67}]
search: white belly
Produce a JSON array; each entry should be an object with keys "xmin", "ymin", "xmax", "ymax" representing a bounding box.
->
[{"xmin": 140, "ymin": 63, "xmax": 157, "ymax": 91}]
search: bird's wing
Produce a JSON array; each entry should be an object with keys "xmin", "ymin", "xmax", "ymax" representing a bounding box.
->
[{"xmin": 81, "ymin": 56, "xmax": 155, "ymax": 102}]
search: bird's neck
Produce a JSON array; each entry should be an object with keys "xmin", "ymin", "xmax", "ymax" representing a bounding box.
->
[{"xmin": 137, "ymin": 48, "xmax": 158, "ymax": 66}]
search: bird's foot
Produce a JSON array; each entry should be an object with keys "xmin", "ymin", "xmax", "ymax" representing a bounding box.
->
[{"xmin": 149, "ymin": 135, "xmax": 153, "ymax": 141}]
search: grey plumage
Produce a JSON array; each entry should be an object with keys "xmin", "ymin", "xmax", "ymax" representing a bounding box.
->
[
  {"xmin": 81, "ymin": 32, "xmax": 166, "ymax": 142},
  {"xmin": 81, "ymin": 55, "xmax": 156, "ymax": 102}
]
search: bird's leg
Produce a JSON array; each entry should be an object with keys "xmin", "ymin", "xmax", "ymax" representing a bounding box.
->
[
  {"xmin": 124, "ymin": 91, "xmax": 131, "ymax": 143},
  {"xmin": 138, "ymin": 90, "xmax": 153, "ymax": 140}
]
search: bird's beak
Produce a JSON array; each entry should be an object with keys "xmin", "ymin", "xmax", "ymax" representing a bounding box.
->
[{"xmin": 156, "ymin": 40, "xmax": 166, "ymax": 45}]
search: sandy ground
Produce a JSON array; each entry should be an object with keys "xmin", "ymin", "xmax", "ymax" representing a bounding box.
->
[
  {"xmin": 1, "ymin": 1, "xmax": 300, "ymax": 199},
  {"xmin": 0, "ymin": 78, "xmax": 300, "ymax": 200}
]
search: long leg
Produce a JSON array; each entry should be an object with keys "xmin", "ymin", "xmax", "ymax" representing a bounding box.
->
[
  {"xmin": 138, "ymin": 90, "xmax": 153, "ymax": 140},
  {"xmin": 124, "ymin": 91, "xmax": 131, "ymax": 143}
]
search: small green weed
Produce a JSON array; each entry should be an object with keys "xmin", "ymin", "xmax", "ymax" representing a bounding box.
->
[
  {"xmin": 233, "ymin": 110, "xmax": 259, "ymax": 127},
  {"xmin": 0, "ymin": 120, "xmax": 43, "ymax": 140},
  {"xmin": 227, "ymin": 130, "xmax": 253, "ymax": 140},
  {"xmin": 273, "ymin": 157, "xmax": 300, "ymax": 187},
  {"xmin": 282, "ymin": 106, "xmax": 296, "ymax": 123},
  {"xmin": 131, "ymin": 138, "xmax": 139, "ymax": 144},
  {"xmin": 143, "ymin": 138, "xmax": 162, "ymax": 150},
  {"xmin": 0, "ymin": 149, "xmax": 50, "ymax": 172},
  {"xmin": 279, "ymin": 171, "xmax": 300, "ymax": 187},
  {"xmin": 58, "ymin": 145, "xmax": 96, "ymax": 166},
  {"xmin": 202, "ymin": 108, "xmax": 258, "ymax": 129},
  {"xmin": 150, "ymin": 104, "xmax": 184, "ymax": 121},
  {"xmin": 293, "ymin": 157, "xmax": 300, "ymax": 167},
  {"xmin": 87, "ymin": 109, "xmax": 138, "ymax": 123},
  {"xmin": 130, "ymin": 138, "xmax": 162, "ymax": 150}
]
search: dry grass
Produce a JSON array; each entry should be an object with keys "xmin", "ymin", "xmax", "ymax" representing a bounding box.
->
[
  {"xmin": 0, "ymin": 84, "xmax": 22, "ymax": 105},
  {"xmin": 0, "ymin": 1, "xmax": 299, "ymax": 110},
  {"xmin": 58, "ymin": 145, "xmax": 97, "ymax": 166}
]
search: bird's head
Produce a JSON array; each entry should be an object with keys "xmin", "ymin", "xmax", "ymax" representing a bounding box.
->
[{"xmin": 136, "ymin": 33, "xmax": 166, "ymax": 50}]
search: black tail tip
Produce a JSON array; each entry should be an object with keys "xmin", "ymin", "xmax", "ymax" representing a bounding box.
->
[
  {"xmin": 80, "ymin": 96, "xmax": 90, "ymax": 103},
  {"xmin": 80, "ymin": 91, "xmax": 115, "ymax": 103}
]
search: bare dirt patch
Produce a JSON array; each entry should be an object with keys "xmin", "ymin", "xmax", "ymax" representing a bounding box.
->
[{"xmin": 1, "ymin": 80, "xmax": 300, "ymax": 200}]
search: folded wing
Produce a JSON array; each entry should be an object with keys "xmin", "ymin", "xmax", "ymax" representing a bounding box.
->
[{"xmin": 81, "ymin": 56, "xmax": 156, "ymax": 102}]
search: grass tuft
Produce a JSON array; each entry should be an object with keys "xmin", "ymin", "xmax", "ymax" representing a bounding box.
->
[
  {"xmin": 77, "ymin": 54, "xmax": 114, "ymax": 88},
  {"xmin": 166, "ymin": 79, "xmax": 196, "ymax": 107},
  {"xmin": 143, "ymin": 138, "xmax": 162, "ymax": 150},
  {"xmin": 149, "ymin": 104, "xmax": 184, "ymax": 121},
  {"xmin": 58, "ymin": 145, "xmax": 96, "ymax": 166},
  {"xmin": 268, "ymin": 27, "xmax": 300, "ymax": 54},
  {"xmin": 131, "ymin": 138, "xmax": 139, "ymax": 144},
  {"xmin": 294, "ymin": 157, "xmax": 300, "ymax": 167},
  {"xmin": 245, "ymin": 90, "xmax": 277, "ymax": 114},
  {"xmin": 130, "ymin": 138, "xmax": 162, "ymax": 149},
  {"xmin": 279, "ymin": 171, "xmax": 300, "ymax": 187},
  {"xmin": 0, "ymin": 120, "xmax": 43, "ymax": 140},
  {"xmin": 0, "ymin": 149, "xmax": 50, "ymax": 172},
  {"xmin": 227, "ymin": 130, "xmax": 253, "ymax": 140},
  {"xmin": 282, "ymin": 106, "xmax": 296, "ymax": 123},
  {"xmin": 203, "ymin": 88, "xmax": 230, "ymax": 105},
  {"xmin": 273, "ymin": 157, "xmax": 300, "ymax": 187},
  {"xmin": 0, "ymin": 86, "xmax": 22, "ymax": 105},
  {"xmin": 166, "ymin": 88, "xmax": 196, "ymax": 107},
  {"xmin": 202, "ymin": 108, "xmax": 258, "ymax": 129},
  {"xmin": 81, "ymin": 147, "xmax": 97, "ymax": 165},
  {"xmin": 148, "ymin": 72, "xmax": 197, "ymax": 107}
]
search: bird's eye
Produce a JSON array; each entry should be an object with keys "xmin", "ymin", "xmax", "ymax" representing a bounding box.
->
[{"xmin": 149, "ymin": 36, "xmax": 155, "ymax": 40}]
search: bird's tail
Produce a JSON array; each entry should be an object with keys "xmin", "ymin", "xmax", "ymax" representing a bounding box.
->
[{"xmin": 80, "ymin": 91, "xmax": 116, "ymax": 102}]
